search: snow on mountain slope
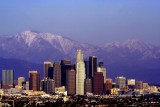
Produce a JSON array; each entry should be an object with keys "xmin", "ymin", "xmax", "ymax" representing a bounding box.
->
[
  {"xmin": 0, "ymin": 30, "xmax": 159, "ymax": 62},
  {"xmin": 0, "ymin": 30, "xmax": 160, "ymax": 83}
]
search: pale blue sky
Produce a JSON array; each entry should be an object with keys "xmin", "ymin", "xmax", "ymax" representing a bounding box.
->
[{"xmin": 0, "ymin": 0, "xmax": 160, "ymax": 45}]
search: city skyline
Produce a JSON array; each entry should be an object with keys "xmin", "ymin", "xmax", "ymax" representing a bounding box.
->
[
  {"xmin": 0, "ymin": 1, "xmax": 160, "ymax": 45},
  {"xmin": 0, "ymin": 49, "xmax": 155, "ymax": 93},
  {"xmin": 0, "ymin": 1, "xmax": 160, "ymax": 106}
]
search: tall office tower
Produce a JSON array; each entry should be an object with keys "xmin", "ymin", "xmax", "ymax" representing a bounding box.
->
[
  {"xmin": 97, "ymin": 62, "xmax": 107, "ymax": 83},
  {"xmin": 93, "ymin": 72, "xmax": 104, "ymax": 95},
  {"xmin": 2, "ymin": 69, "xmax": 14, "ymax": 89},
  {"xmin": 135, "ymin": 81, "xmax": 143, "ymax": 90},
  {"xmin": 29, "ymin": 71, "xmax": 40, "ymax": 91},
  {"xmin": 48, "ymin": 67, "xmax": 54, "ymax": 79},
  {"xmin": 76, "ymin": 49, "xmax": 86, "ymax": 95},
  {"xmin": 18, "ymin": 77, "xmax": 25, "ymax": 86},
  {"xmin": 105, "ymin": 78, "xmax": 112, "ymax": 94},
  {"xmin": 115, "ymin": 76, "xmax": 126, "ymax": 91},
  {"xmin": 127, "ymin": 79, "xmax": 136, "ymax": 90},
  {"xmin": 89, "ymin": 56, "xmax": 97, "ymax": 78},
  {"xmin": 61, "ymin": 60, "xmax": 72, "ymax": 86},
  {"xmin": 47, "ymin": 62, "xmax": 61, "ymax": 87},
  {"xmin": 44, "ymin": 61, "xmax": 53, "ymax": 78},
  {"xmin": 66, "ymin": 69, "xmax": 76, "ymax": 95},
  {"xmin": 53, "ymin": 62, "xmax": 61, "ymax": 87},
  {"xmin": 84, "ymin": 78, "xmax": 92, "ymax": 94},
  {"xmin": 84, "ymin": 60, "xmax": 90, "ymax": 79},
  {"xmin": 41, "ymin": 78, "xmax": 55, "ymax": 94}
]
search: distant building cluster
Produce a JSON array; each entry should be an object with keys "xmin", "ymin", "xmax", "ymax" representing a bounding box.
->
[{"xmin": 0, "ymin": 49, "xmax": 159, "ymax": 96}]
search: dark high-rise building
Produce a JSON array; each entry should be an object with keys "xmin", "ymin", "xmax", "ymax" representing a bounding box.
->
[
  {"xmin": 2, "ymin": 69, "xmax": 14, "ymax": 89},
  {"xmin": 53, "ymin": 62, "xmax": 61, "ymax": 87},
  {"xmin": 47, "ymin": 62, "xmax": 61, "ymax": 87},
  {"xmin": 41, "ymin": 78, "xmax": 55, "ymax": 94},
  {"xmin": 89, "ymin": 56, "xmax": 97, "ymax": 78},
  {"xmin": 66, "ymin": 69, "xmax": 76, "ymax": 95},
  {"xmin": 84, "ymin": 60, "xmax": 90, "ymax": 79},
  {"xmin": 48, "ymin": 67, "xmax": 54, "ymax": 79},
  {"xmin": 61, "ymin": 60, "xmax": 72, "ymax": 86},
  {"xmin": 29, "ymin": 71, "xmax": 40, "ymax": 91},
  {"xmin": 44, "ymin": 61, "xmax": 53, "ymax": 78},
  {"xmin": 93, "ymin": 72, "xmax": 104, "ymax": 95},
  {"xmin": 85, "ymin": 78, "xmax": 92, "ymax": 94},
  {"xmin": 98, "ymin": 62, "xmax": 104, "ymax": 67}
]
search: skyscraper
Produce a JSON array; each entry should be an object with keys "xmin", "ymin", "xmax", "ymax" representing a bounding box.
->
[
  {"xmin": 44, "ymin": 61, "xmax": 53, "ymax": 78},
  {"xmin": 66, "ymin": 69, "xmax": 76, "ymax": 95},
  {"xmin": 18, "ymin": 77, "xmax": 25, "ymax": 86},
  {"xmin": 89, "ymin": 56, "xmax": 97, "ymax": 78},
  {"xmin": 2, "ymin": 69, "xmax": 14, "ymax": 89},
  {"xmin": 29, "ymin": 71, "xmax": 40, "ymax": 91},
  {"xmin": 41, "ymin": 78, "xmax": 55, "ymax": 94},
  {"xmin": 97, "ymin": 65, "xmax": 107, "ymax": 83},
  {"xmin": 53, "ymin": 62, "xmax": 61, "ymax": 87},
  {"xmin": 61, "ymin": 60, "xmax": 72, "ymax": 86},
  {"xmin": 76, "ymin": 49, "xmax": 86, "ymax": 95},
  {"xmin": 47, "ymin": 62, "xmax": 61, "ymax": 87},
  {"xmin": 85, "ymin": 78, "xmax": 92, "ymax": 94},
  {"xmin": 84, "ymin": 60, "xmax": 90, "ymax": 79},
  {"xmin": 93, "ymin": 72, "xmax": 104, "ymax": 95}
]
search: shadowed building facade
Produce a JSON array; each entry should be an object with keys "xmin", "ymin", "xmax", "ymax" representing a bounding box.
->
[
  {"xmin": 53, "ymin": 62, "xmax": 61, "ymax": 87},
  {"xmin": 41, "ymin": 78, "xmax": 55, "ymax": 94},
  {"xmin": 44, "ymin": 61, "xmax": 53, "ymax": 78},
  {"xmin": 2, "ymin": 69, "xmax": 14, "ymax": 89},
  {"xmin": 84, "ymin": 60, "xmax": 89, "ymax": 79},
  {"xmin": 48, "ymin": 62, "xmax": 61, "ymax": 87},
  {"xmin": 85, "ymin": 78, "xmax": 92, "ymax": 94},
  {"xmin": 29, "ymin": 71, "xmax": 40, "ymax": 91},
  {"xmin": 66, "ymin": 69, "xmax": 76, "ymax": 95},
  {"xmin": 89, "ymin": 56, "xmax": 97, "ymax": 78},
  {"xmin": 93, "ymin": 72, "xmax": 104, "ymax": 95},
  {"xmin": 61, "ymin": 60, "xmax": 72, "ymax": 87}
]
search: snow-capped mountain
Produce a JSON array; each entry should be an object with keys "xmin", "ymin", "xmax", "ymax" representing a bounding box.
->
[
  {"xmin": 0, "ymin": 30, "xmax": 159, "ymax": 62},
  {"xmin": 101, "ymin": 39, "xmax": 160, "ymax": 60},
  {"xmin": 0, "ymin": 30, "xmax": 98, "ymax": 62},
  {"xmin": 0, "ymin": 30, "xmax": 160, "ymax": 83}
]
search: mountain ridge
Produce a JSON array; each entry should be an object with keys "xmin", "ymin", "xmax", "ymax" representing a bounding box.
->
[{"xmin": 0, "ymin": 30, "xmax": 160, "ymax": 84}]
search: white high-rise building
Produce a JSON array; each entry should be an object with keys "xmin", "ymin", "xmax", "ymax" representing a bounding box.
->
[
  {"xmin": 76, "ymin": 49, "xmax": 86, "ymax": 95},
  {"xmin": 18, "ymin": 77, "xmax": 25, "ymax": 86}
]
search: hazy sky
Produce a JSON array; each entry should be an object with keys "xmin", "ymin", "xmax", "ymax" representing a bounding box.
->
[{"xmin": 0, "ymin": 0, "xmax": 160, "ymax": 45}]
